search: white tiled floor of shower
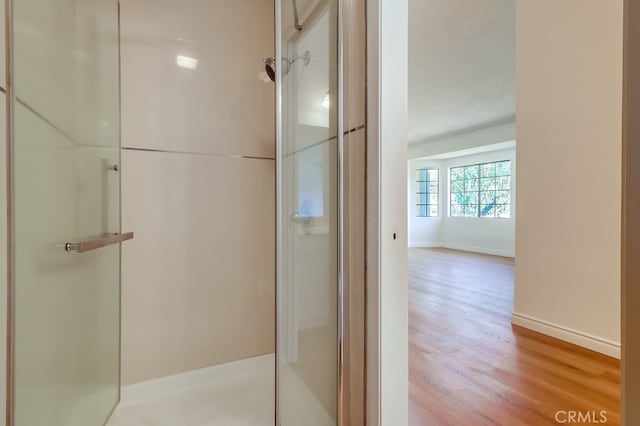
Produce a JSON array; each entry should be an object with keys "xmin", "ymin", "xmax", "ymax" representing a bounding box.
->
[
  {"xmin": 106, "ymin": 354, "xmax": 335, "ymax": 426},
  {"xmin": 107, "ymin": 355, "xmax": 275, "ymax": 426}
]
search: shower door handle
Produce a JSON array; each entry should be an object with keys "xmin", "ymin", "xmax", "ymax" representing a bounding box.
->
[
  {"xmin": 65, "ymin": 232, "xmax": 134, "ymax": 253},
  {"xmin": 290, "ymin": 213, "xmax": 313, "ymax": 225}
]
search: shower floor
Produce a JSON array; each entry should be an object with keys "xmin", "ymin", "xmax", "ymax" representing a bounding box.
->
[
  {"xmin": 107, "ymin": 353, "xmax": 334, "ymax": 426},
  {"xmin": 107, "ymin": 355, "xmax": 275, "ymax": 426}
]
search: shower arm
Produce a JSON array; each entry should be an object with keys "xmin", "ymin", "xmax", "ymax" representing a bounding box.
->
[
  {"xmin": 290, "ymin": 51, "xmax": 311, "ymax": 65},
  {"xmin": 292, "ymin": 0, "xmax": 303, "ymax": 31}
]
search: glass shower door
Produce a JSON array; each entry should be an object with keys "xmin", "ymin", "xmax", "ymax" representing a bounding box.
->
[
  {"xmin": 277, "ymin": 0, "xmax": 340, "ymax": 425},
  {"xmin": 10, "ymin": 0, "xmax": 123, "ymax": 425}
]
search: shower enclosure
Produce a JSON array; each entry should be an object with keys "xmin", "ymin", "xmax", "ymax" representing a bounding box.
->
[
  {"xmin": 7, "ymin": 0, "xmax": 122, "ymax": 425},
  {"xmin": 3, "ymin": 0, "xmax": 364, "ymax": 424},
  {"xmin": 276, "ymin": 1, "xmax": 366, "ymax": 423},
  {"xmin": 277, "ymin": 0, "xmax": 341, "ymax": 424}
]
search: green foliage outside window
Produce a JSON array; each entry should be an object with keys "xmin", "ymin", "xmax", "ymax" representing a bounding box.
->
[{"xmin": 450, "ymin": 160, "xmax": 511, "ymax": 218}]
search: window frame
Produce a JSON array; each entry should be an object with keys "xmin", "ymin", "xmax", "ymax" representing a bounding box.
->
[
  {"xmin": 416, "ymin": 167, "xmax": 439, "ymax": 218},
  {"xmin": 448, "ymin": 160, "xmax": 512, "ymax": 219}
]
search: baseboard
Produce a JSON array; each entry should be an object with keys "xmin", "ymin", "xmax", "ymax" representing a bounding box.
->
[
  {"xmin": 511, "ymin": 312, "xmax": 620, "ymax": 359},
  {"xmin": 120, "ymin": 353, "xmax": 275, "ymax": 406},
  {"xmin": 443, "ymin": 243, "xmax": 514, "ymax": 258},
  {"xmin": 408, "ymin": 242, "xmax": 441, "ymax": 248},
  {"xmin": 409, "ymin": 242, "xmax": 514, "ymax": 258}
]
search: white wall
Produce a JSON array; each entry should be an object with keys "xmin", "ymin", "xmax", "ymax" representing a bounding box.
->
[
  {"xmin": 409, "ymin": 148, "xmax": 516, "ymax": 257},
  {"xmin": 367, "ymin": 0, "xmax": 409, "ymax": 423},
  {"xmin": 514, "ymin": 0, "xmax": 623, "ymax": 358}
]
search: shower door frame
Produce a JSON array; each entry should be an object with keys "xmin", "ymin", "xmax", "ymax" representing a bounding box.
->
[{"xmin": 2, "ymin": 0, "xmax": 12, "ymax": 423}]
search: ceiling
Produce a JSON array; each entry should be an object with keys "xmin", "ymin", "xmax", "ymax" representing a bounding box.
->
[{"xmin": 409, "ymin": 0, "xmax": 516, "ymax": 145}]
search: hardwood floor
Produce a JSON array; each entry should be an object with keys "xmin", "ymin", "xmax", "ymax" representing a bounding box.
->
[{"xmin": 409, "ymin": 248, "xmax": 620, "ymax": 426}]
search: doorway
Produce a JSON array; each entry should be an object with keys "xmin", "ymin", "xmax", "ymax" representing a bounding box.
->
[{"xmin": 406, "ymin": 0, "xmax": 623, "ymax": 424}]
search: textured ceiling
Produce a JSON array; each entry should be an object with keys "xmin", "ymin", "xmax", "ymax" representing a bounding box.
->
[{"xmin": 409, "ymin": 0, "xmax": 516, "ymax": 144}]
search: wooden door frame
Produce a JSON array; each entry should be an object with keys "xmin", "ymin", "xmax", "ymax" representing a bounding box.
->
[{"xmin": 622, "ymin": 0, "xmax": 639, "ymax": 423}]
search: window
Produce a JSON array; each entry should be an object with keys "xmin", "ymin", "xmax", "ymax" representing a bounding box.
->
[
  {"xmin": 450, "ymin": 160, "xmax": 511, "ymax": 218},
  {"xmin": 416, "ymin": 168, "xmax": 439, "ymax": 217}
]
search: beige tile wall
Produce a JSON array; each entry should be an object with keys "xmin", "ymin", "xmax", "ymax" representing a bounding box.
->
[
  {"xmin": 120, "ymin": 0, "xmax": 275, "ymax": 159},
  {"xmin": 121, "ymin": 150, "xmax": 275, "ymax": 384},
  {"xmin": 120, "ymin": 0, "xmax": 275, "ymax": 384}
]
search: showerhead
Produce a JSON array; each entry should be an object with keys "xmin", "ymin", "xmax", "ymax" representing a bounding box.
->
[
  {"xmin": 263, "ymin": 51, "xmax": 311, "ymax": 82},
  {"xmin": 264, "ymin": 57, "xmax": 277, "ymax": 82}
]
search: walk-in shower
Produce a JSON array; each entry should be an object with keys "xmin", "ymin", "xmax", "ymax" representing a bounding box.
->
[{"xmin": 1, "ymin": 0, "xmax": 365, "ymax": 424}]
